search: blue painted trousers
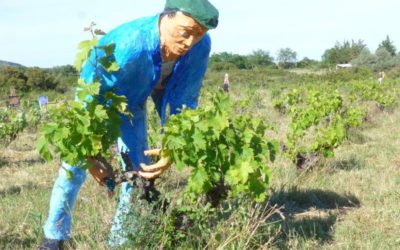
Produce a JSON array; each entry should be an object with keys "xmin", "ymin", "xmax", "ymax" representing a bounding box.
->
[{"xmin": 43, "ymin": 140, "xmax": 138, "ymax": 247}]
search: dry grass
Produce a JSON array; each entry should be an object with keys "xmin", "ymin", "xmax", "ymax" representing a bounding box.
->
[{"xmin": 269, "ymin": 107, "xmax": 400, "ymax": 249}]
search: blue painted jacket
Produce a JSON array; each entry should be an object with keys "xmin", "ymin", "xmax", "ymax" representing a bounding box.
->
[{"xmin": 80, "ymin": 14, "xmax": 211, "ymax": 169}]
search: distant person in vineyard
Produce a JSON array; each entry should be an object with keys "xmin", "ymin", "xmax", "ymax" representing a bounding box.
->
[
  {"xmin": 222, "ymin": 72, "xmax": 230, "ymax": 92},
  {"xmin": 38, "ymin": 0, "xmax": 219, "ymax": 249},
  {"xmin": 378, "ymin": 71, "xmax": 385, "ymax": 84}
]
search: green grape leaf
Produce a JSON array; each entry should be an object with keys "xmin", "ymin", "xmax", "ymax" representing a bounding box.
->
[{"xmin": 37, "ymin": 137, "xmax": 53, "ymax": 161}]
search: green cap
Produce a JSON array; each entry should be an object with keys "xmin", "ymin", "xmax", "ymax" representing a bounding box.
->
[{"xmin": 164, "ymin": 0, "xmax": 219, "ymax": 29}]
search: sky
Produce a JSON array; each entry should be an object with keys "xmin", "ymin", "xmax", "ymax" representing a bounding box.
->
[{"xmin": 0, "ymin": 0, "xmax": 399, "ymax": 68}]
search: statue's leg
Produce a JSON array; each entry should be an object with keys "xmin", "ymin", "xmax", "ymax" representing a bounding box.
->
[
  {"xmin": 109, "ymin": 106, "xmax": 150, "ymax": 247},
  {"xmin": 108, "ymin": 181, "xmax": 136, "ymax": 247},
  {"xmin": 43, "ymin": 162, "xmax": 87, "ymax": 240},
  {"xmin": 108, "ymin": 138, "xmax": 137, "ymax": 248}
]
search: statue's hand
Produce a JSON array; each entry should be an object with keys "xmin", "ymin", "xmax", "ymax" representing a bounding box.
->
[{"xmin": 138, "ymin": 149, "xmax": 171, "ymax": 180}]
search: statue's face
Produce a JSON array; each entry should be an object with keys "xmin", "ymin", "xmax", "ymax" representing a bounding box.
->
[{"xmin": 160, "ymin": 11, "xmax": 208, "ymax": 60}]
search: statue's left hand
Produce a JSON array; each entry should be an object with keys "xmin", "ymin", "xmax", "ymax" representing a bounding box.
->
[{"xmin": 138, "ymin": 149, "xmax": 171, "ymax": 180}]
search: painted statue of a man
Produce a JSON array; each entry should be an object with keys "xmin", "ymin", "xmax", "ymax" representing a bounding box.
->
[{"xmin": 38, "ymin": 0, "xmax": 219, "ymax": 249}]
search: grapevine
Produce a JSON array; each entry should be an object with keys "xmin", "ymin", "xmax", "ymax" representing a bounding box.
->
[
  {"xmin": 0, "ymin": 108, "xmax": 27, "ymax": 146},
  {"xmin": 37, "ymin": 25, "xmax": 129, "ymax": 174},
  {"xmin": 161, "ymin": 91, "xmax": 278, "ymax": 205},
  {"xmin": 273, "ymin": 87, "xmax": 367, "ymax": 168}
]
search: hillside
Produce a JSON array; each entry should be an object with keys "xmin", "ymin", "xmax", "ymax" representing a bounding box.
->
[{"xmin": 0, "ymin": 60, "xmax": 24, "ymax": 67}]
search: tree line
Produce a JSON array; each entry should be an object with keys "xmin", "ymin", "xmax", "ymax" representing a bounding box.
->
[
  {"xmin": 0, "ymin": 65, "xmax": 78, "ymax": 95},
  {"xmin": 1, "ymin": 35, "xmax": 399, "ymax": 96},
  {"xmin": 209, "ymin": 35, "xmax": 400, "ymax": 71}
]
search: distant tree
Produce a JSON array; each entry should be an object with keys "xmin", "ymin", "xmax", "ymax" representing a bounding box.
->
[
  {"xmin": 48, "ymin": 65, "xmax": 78, "ymax": 92},
  {"xmin": 322, "ymin": 40, "xmax": 366, "ymax": 65},
  {"xmin": 276, "ymin": 48, "xmax": 297, "ymax": 69},
  {"xmin": 8, "ymin": 78, "xmax": 27, "ymax": 92},
  {"xmin": 0, "ymin": 66, "xmax": 68, "ymax": 93},
  {"xmin": 209, "ymin": 52, "xmax": 251, "ymax": 70},
  {"xmin": 0, "ymin": 66, "xmax": 28, "ymax": 91},
  {"xmin": 230, "ymin": 54, "xmax": 250, "ymax": 69},
  {"xmin": 296, "ymin": 57, "xmax": 320, "ymax": 68},
  {"xmin": 351, "ymin": 48, "xmax": 377, "ymax": 68},
  {"xmin": 25, "ymin": 67, "xmax": 58, "ymax": 90},
  {"xmin": 378, "ymin": 35, "xmax": 396, "ymax": 56},
  {"xmin": 390, "ymin": 54, "xmax": 400, "ymax": 68},
  {"xmin": 351, "ymin": 47, "xmax": 400, "ymax": 71},
  {"xmin": 375, "ymin": 47, "xmax": 394, "ymax": 71},
  {"xmin": 247, "ymin": 49, "xmax": 275, "ymax": 68}
]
